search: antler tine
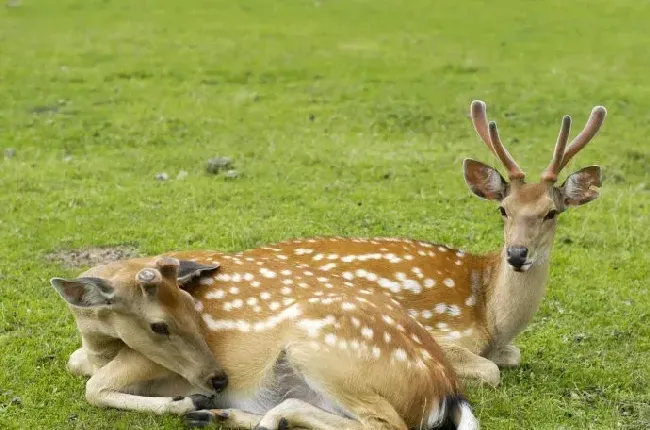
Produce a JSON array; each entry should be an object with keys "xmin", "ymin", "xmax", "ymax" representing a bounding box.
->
[
  {"xmin": 470, "ymin": 100, "xmax": 496, "ymax": 154},
  {"xmin": 487, "ymin": 121, "xmax": 526, "ymax": 180},
  {"xmin": 541, "ymin": 115, "xmax": 572, "ymax": 182},
  {"xmin": 558, "ymin": 106, "xmax": 607, "ymax": 171}
]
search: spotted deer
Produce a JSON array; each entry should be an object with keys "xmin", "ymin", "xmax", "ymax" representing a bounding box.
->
[
  {"xmin": 174, "ymin": 100, "xmax": 606, "ymax": 387},
  {"xmin": 51, "ymin": 256, "xmax": 478, "ymax": 429}
]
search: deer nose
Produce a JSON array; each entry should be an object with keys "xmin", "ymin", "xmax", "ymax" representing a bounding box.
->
[
  {"xmin": 506, "ymin": 246, "xmax": 529, "ymax": 268},
  {"xmin": 210, "ymin": 372, "xmax": 228, "ymax": 392}
]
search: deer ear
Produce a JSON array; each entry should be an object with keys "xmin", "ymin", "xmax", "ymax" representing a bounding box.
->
[
  {"xmin": 463, "ymin": 158, "xmax": 508, "ymax": 201},
  {"xmin": 177, "ymin": 261, "xmax": 220, "ymax": 287},
  {"xmin": 560, "ymin": 165, "xmax": 602, "ymax": 206},
  {"xmin": 50, "ymin": 277, "xmax": 115, "ymax": 307}
]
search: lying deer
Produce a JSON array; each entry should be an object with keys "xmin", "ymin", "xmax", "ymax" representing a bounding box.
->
[
  {"xmin": 51, "ymin": 256, "xmax": 478, "ymax": 429},
  {"xmin": 172, "ymin": 100, "xmax": 606, "ymax": 387}
]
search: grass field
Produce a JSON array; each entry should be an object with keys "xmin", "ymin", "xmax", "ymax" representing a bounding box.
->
[{"xmin": 1, "ymin": 0, "xmax": 649, "ymax": 428}]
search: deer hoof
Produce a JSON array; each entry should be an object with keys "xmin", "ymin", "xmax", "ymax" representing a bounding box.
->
[
  {"xmin": 184, "ymin": 410, "xmax": 214, "ymax": 428},
  {"xmin": 188, "ymin": 394, "xmax": 218, "ymax": 410}
]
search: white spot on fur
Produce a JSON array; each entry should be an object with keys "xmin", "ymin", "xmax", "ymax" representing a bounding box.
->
[
  {"xmin": 443, "ymin": 278, "xmax": 455, "ymax": 288},
  {"xmin": 216, "ymin": 273, "xmax": 231, "ymax": 282},
  {"xmin": 392, "ymin": 348, "xmax": 408, "ymax": 362},
  {"xmin": 361, "ymin": 327, "xmax": 373, "ymax": 339},
  {"xmin": 200, "ymin": 277, "xmax": 214, "ymax": 286},
  {"xmin": 424, "ymin": 278, "xmax": 436, "ymax": 288},
  {"xmin": 298, "ymin": 318, "xmax": 332, "ymax": 337},
  {"xmin": 342, "ymin": 302, "xmax": 356, "ymax": 311},
  {"xmin": 280, "ymin": 287, "xmax": 292, "ymax": 295},
  {"xmin": 260, "ymin": 292, "xmax": 271, "ymax": 300},
  {"xmin": 324, "ymin": 333, "xmax": 337, "ymax": 346},
  {"xmin": 260, "ymin": 268, "xmax": 277, "ymax": 279},
  {"xmin": 403, "ymin": 280, "xmax": 422, "ymax": 294},
  {"xmin": 320, "ymin": 263, "xmax": 336, "ymax": 271},
  {"xmin": 372, "ymin": 347, "xmax": 381, "ymax": 359},
  {"xmin": 206, "ymin": 289, "xmax": 225, "ymax": 299},
  {"xmin": 421, "ymin": 310, "xmax": 433, "ymax": 319},
  {"xmin": 246, "ymin": 297, "xmax": 258, "ymax": 306},
  {"xmin": 229, "ymin": 287, "xmax": 240, "ymax": 294},
  {"xmin": 342, "ymin": 272, "xmax": 354, "ymax": 281},
  {"xmin": 269, "ymin": 301, "xmax": 280, "ymax": 311}
]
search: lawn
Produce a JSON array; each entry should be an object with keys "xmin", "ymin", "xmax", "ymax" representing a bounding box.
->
[{"xmin": 1, "ymin": 0, "xmax": 649, "ymax": 428}]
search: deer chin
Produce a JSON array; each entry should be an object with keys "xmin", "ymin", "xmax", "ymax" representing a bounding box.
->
[{"xmin": 510, "ymin": 261, "xmax": 533, "ymax": 272}]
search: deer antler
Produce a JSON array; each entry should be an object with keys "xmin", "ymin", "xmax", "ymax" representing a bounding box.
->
[
  {"xmin": 470, "ymin": 100, "xmax": 525, "ymax": 181},
  {"xmin": 541, "ymin": 115, "xmax": 572, "ymax": 182},
  {"xmin": 541, "ymin": 106, "xmax": 607, "ymax": 182},
  {"xmin": 559, "ymin": 106, "xmax": 607, "ymax": 171}
]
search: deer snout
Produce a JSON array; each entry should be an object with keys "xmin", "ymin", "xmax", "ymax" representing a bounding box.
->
[
  {"xmin": 210, "ymin": 371, "xmax": 229, "ymax": 392},
  {"xmin": 506, "ymin": 246, "xmax": 529, "ymax": 270}
]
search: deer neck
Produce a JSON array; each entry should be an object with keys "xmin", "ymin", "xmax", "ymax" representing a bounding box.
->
[{"xmin": 483, "ymin": 248, "xmax": 551, "ymax": 349}]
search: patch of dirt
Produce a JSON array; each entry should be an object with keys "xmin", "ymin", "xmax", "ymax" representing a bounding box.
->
[{"xmin": 45, "ymin": 246, "xmax": 140, "ymax": 269}]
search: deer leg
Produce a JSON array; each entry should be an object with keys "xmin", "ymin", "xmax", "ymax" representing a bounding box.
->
[
  {"xmin": 85, "ymin": 347, "xmax": 215, "ymax": 414},
  {"xmin": 441, "ymin": 343, "xmax": 501, "ymax": 387},
  {"xmin": 255, "ymin": 398, "xmax": 360, "ymax": 430},
  {"xmin": 485, "ymin": 344, "xmax": 521, "ymax": 368}
]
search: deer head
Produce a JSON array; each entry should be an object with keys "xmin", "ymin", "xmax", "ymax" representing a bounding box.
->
[
  {"xmin": 463, "ymin": 100, "xmax": 606, "ymax": 272},
  {"xmin": 50, "ymin": 256, "xmax": 228, "ymax": 393}
]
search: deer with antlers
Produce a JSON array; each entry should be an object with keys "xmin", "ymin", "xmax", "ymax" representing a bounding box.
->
[
  {"xmin": 51, "ymin": 256, "xmax": 478, "ymax": 429},
  {"xmin": 50, "ymin": 100, "xmax": 604, "ymax": 428},
  {"xmin": 170, "ymin": 100, "xmax": 604, "ymax": 387}
]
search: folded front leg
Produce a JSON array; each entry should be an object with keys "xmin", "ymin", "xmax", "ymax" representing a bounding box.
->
[
  {"xmin": 85, "ymin": 347, "xmax": 215, "ymax": 415},
  {"xmin": 441, "ymin": 343, "xmax": 501, "ymax": 387}
]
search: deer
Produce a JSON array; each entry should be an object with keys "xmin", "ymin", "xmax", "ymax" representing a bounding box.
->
[
  {"xmin": 172, "ymin": 100, "xmax": 606, "ymax": 388},
  {"xmin": 51, "ymin": 255, "xmax": 479, "ymax": 429}
]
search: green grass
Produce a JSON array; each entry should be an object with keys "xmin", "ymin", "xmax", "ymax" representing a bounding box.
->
[{"xmin": 1, "ymin": 0, "xmax": 649, "ymax": 428}]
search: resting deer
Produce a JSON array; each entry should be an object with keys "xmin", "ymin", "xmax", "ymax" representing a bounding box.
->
[
  {"xmin": 51, "ymin": 256, "xmax": 478, "ymax": 429},
  {"xmin": 176, "ymin": 100, "xmax": 605, "ymax": 387}
]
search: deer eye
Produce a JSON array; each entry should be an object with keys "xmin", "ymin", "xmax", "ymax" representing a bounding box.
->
[
  {"xmin": 498, "ymin": 207, "xmax": 508, "ymax": 218},
  {"xmin": 150, "ymin": 322, "xmax": 170, "ymax": 336},
  {"xmin": 544, "ymin": 210, "xmax": 558, "ymax": 221}
]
